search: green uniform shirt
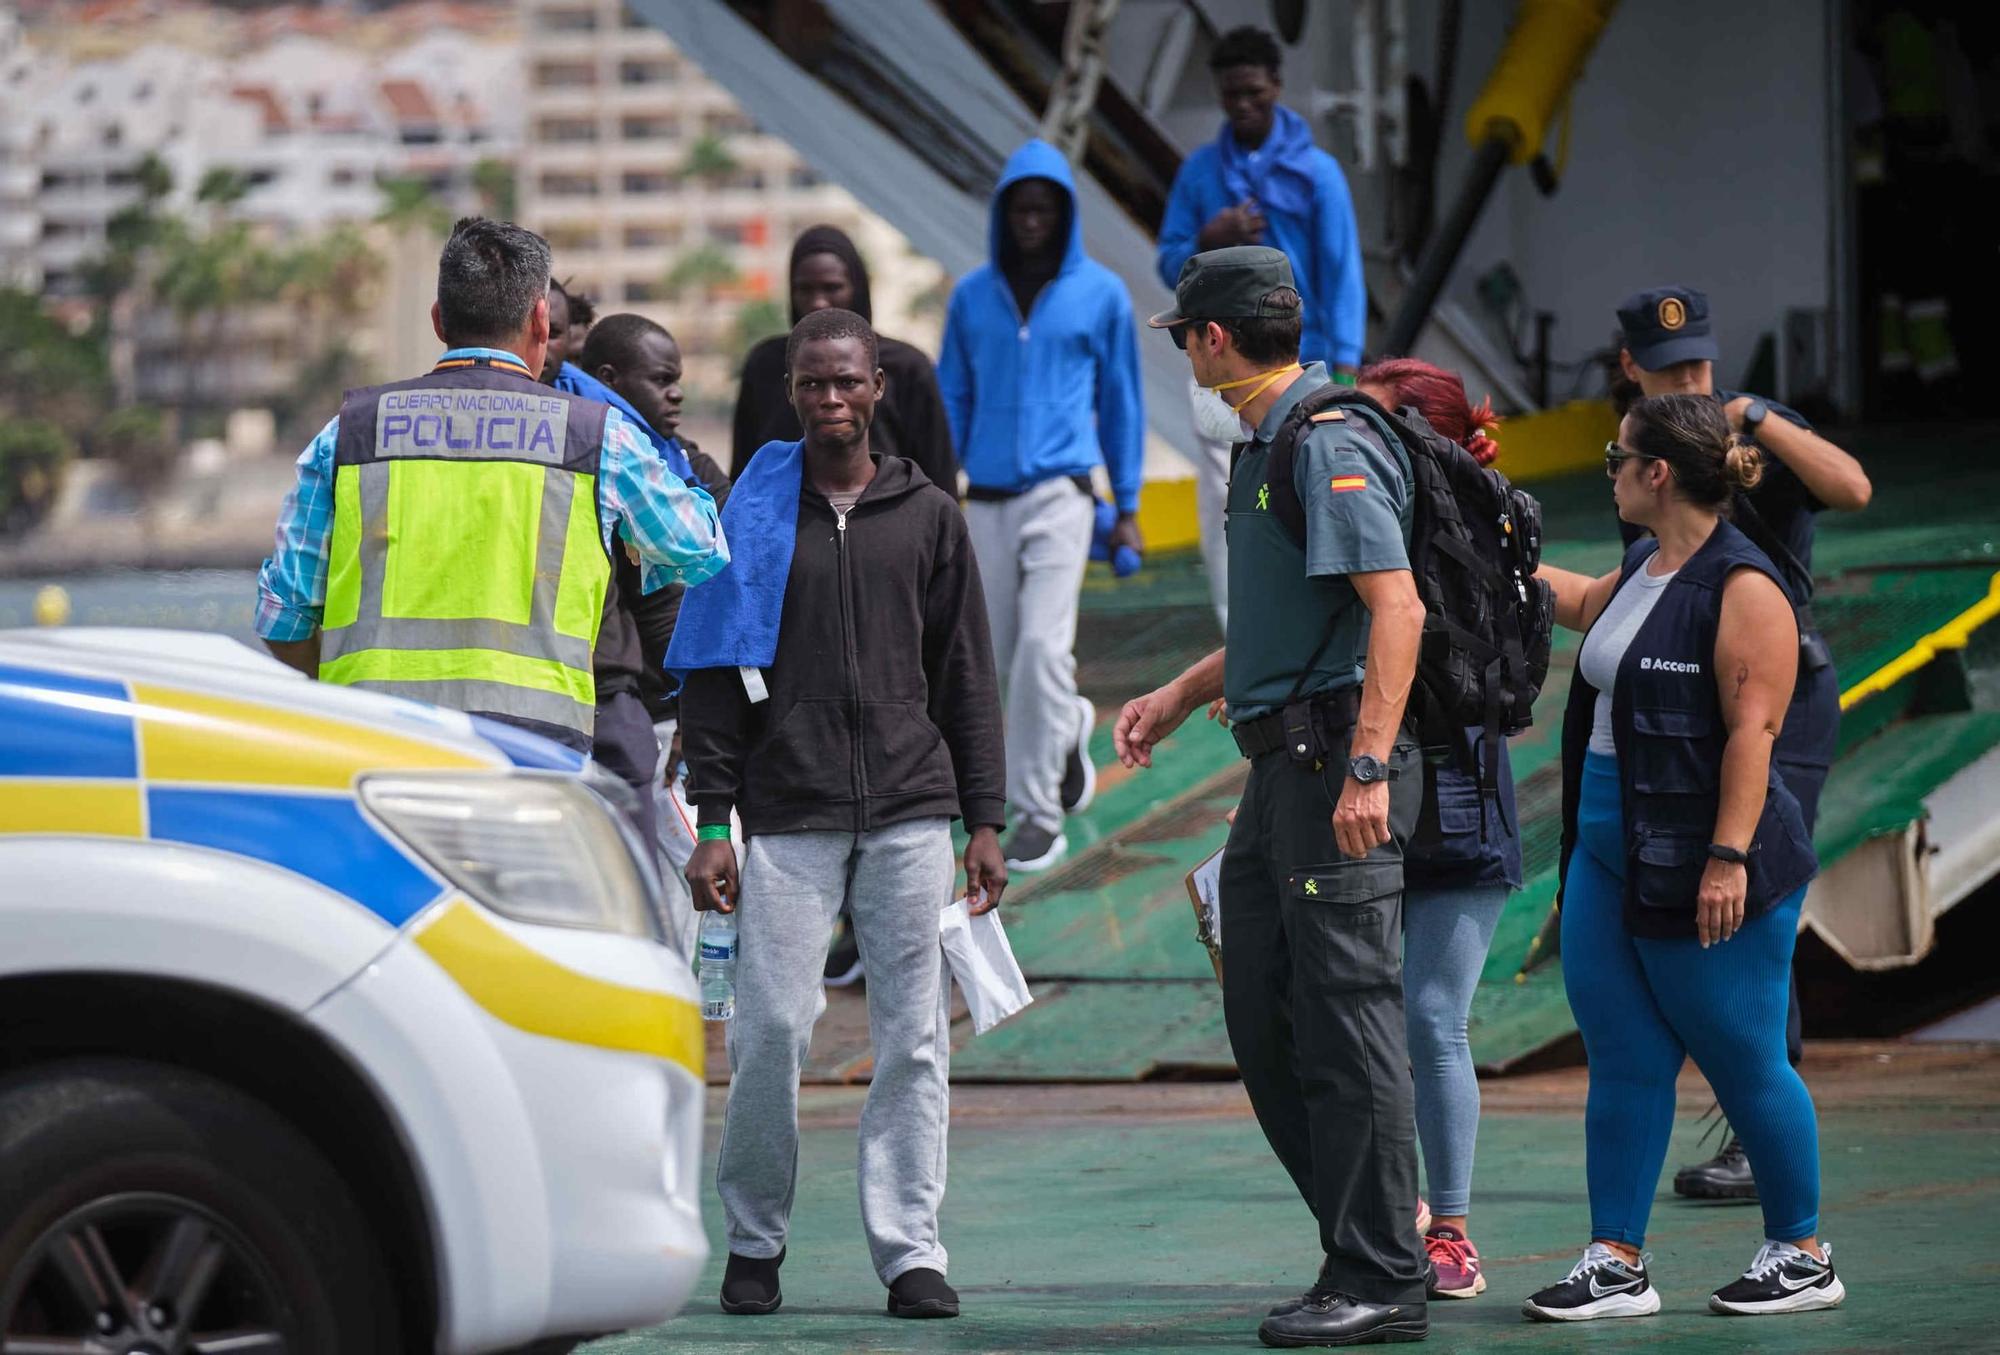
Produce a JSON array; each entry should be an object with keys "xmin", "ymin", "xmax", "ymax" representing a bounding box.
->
[{"xmin": 1223, "ymin": 364, "xmax": 1413, "ymax": 721}]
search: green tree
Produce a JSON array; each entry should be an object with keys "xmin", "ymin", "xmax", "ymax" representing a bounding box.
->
[
  {"xmin": 0, "ymin": 419, "xmax": 73, "ymax": 535},
  {"xmin": 471, "ymin": 157, "xmax": 517, "ymax": 220},
  {"xmin": 728, "ymin": 296, "xmax": 788, "ymax": 364},
  {"xmin": 195, "ymin": 167, "xmax": 252, "ymax": 210},
  {"xmin": 680, "ymin": 131, "xmax": 738, "ymax": 183},
  {"xmin": 375, "ymin": 175, "xmax": 452, "ymax": 233},
  {"xmin": 0, "ymin": 288, "xmax": 112, "ymax": 440},
  {"xmin": 663, "ymin": 243, "xmax": 739, "ymax": 299},
  {"xmin": 93, "ymin": 405, "xmax": 174, "ymax": 496}
]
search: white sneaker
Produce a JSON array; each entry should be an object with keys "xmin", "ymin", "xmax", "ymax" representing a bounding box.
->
[
  {"xmin": 1521, "ymin": 1243, "xmax": 1661, "ymax": 1322},
  {"xmin": 1708, "ymin": 1240, "xmax": 1845, "ymax": 1315},
  {"xmin": 1059, "ymin": 693, "xmax": 1097, "ymax": 814}
]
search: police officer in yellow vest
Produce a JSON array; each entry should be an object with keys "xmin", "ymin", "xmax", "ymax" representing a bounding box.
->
[{"xmin": 256, "ymin": 218, "xmax": 729, "ymax": 752}]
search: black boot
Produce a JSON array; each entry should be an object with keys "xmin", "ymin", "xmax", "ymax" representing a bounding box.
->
[
  {"xmin": 1258, "ymin": 1293, "xmax": 1427, "ymax": 1347},
  {"xmin": 720, "ymin": 1248, "xmax": 784, "ymax": 1314},
  {"xmin": 886, "ymin": 1267, "xmax": 959, "ymax": 1319},
  {"xmin": 1674, "ymin": 1132, "xmax": 1758, "ymax": 1200}
]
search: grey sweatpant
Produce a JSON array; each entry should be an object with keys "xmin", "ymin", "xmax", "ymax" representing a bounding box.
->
[
  {"xmin": 966, "ymin": 478, "xmax": 1094, "ymax": 833},
  {"xmin": 716, "ymin": 817, "xmax": 956, "ymax": 1283}
]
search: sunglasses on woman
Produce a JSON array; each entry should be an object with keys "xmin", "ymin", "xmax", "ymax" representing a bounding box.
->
[{"xmin": 1604, "ymin": 442, "xmax": 1652, "ymax": 477}]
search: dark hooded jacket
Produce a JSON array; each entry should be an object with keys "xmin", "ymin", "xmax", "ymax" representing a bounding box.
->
[
  {"xmin": 680, "ymin": 454, "xmax": 1005, "ymax": 836},
  {"xmin": 731, "ymin": 226, "xmax": 959, "ymax": 492}
]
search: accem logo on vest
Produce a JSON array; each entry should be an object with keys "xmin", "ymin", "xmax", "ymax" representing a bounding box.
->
[{"xmin": 1639, "ymin": 656, "xmax": 1701, "ymax": 674}]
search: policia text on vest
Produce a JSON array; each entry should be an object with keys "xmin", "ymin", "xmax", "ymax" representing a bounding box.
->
[{"xmin": 256, "ymin": 350, "xmax": 729, "ymax": 753}]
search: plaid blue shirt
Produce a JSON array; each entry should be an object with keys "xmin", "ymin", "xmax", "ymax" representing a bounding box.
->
[{"xmin": 255, "ymin": 347, "xmax": 728, "ymax": 643}]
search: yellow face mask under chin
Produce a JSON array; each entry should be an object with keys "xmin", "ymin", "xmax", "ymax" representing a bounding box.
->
[{"xmin": 1208, "ymin": 363, "xmax": 1303, "ymax": 412}]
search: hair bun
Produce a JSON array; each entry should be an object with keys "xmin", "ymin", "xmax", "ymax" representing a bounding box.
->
[
  {"xmin": 1465, "ymin": 429, "xmax": 1499, "ymax": 466},
  {"xmin": 1722, "ymin": 434, "xmax": 1764, "ymax": 492}
]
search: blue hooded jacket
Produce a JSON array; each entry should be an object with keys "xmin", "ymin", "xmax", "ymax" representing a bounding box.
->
[
  {"xmin": 937, "ymin": 140, "xmax": 1145, "ymax": 514},
  {"xmin": 1156, "ymin": 110, "xmax": 1366, "ymax": 370}
]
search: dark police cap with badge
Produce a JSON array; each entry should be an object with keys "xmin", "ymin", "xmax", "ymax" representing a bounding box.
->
[
  {"xmin": 1617, "ymin": 285, "xmax": 1721, "ymax": 371},
  {"xmin": 1149, "ymin": 246, "xmax": 1300, "ymax": 346}
]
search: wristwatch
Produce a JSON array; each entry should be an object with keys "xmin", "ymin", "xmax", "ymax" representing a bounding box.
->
[
  {"xmin": 1707, "ymin": 842, "xmax": 1749, "ymax": 865},
  {"xmin": 1740, "ymin": 399, "xmax": 1768, "ymax": 435},
  {"xmin": 1348, "ymin": 754, "xmax": 1391, "ymax": 784}
]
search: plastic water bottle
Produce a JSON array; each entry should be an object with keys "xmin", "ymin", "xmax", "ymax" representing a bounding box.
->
[{"xmin": 699, "ymin": 910, "xmax": 737, "ymax": 1022}]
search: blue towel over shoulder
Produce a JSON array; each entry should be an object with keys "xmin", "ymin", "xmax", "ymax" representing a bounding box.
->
[{"xmin": 664, "ymin": 438, "xmax": 804, "ymax": 676}]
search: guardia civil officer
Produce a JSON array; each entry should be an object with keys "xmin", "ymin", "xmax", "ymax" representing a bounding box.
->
[
  {"xmin": 256, "ymin": 218, "xmax": 729, "ymax": 751},
  {"xmin": 1114, "ymin": 247, "xmax": 1431, "ymax": 1347},
  {"xmin": 1612, "ymin": 286, "xmax": 1872, "ymax": 1201}
]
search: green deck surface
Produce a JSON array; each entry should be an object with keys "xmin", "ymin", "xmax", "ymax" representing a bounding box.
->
[
  {"xmin": 929, "ymin": 428, "xmax": 2000, "ymax": 1081},
  {"xmin": 596, "ymin": 1046, "xmax": 2000, "ymax": 1353}
]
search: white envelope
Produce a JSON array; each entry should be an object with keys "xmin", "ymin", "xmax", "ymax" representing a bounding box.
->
[{"xmin": 938, "ymin": 896, "xmax": 1034, "ymax": 1035}]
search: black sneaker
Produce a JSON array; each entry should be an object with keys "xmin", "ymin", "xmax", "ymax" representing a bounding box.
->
[
  {"xmin": 1060, "ymin": 694, "xmax": 1098, "ymax": 813},
  {"xmin": 1709, "ymin": 1240, "xmax": 1845, "ymax": 1315},
  {"xmin": 720, "ymin": 1248, "xmax": 784, "ymax": 1315},
  {"xmin": 887, "ymin": 1267, "xmax": 959, "ymax": 1319},
  {"xmin": 1004, "ymin": 820, "xmax": 1068, "ymax": 872},
  {"xmin": 1675, "ymin": 1132, "xmax": 1758, "ymax": 1200},
  {"xmin": 1521, "ymin": 1244, "xmax": 1660, "ymax": 1322},
  {"xmin": 823, "ymin": 919, "xmax": 863, "ymax": 988}
]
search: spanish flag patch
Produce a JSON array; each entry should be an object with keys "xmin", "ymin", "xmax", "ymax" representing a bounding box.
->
[{"xmin": 1329, "ymin": 475, "xmax": 1368, "ymax": 493}]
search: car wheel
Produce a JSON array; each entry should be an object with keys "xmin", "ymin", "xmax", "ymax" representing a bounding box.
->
[{"xmin": 0, "ymin": 1057, "xmax": 404, "ymax": 1354}]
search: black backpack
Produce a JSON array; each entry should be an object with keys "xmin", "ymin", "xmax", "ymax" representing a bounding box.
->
[{"xmin": 1255, "ymin": 385, "xmax": 1555, "ymax": 786}]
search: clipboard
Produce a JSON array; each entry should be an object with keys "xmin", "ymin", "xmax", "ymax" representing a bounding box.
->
[{"xmin": 1184, "ymin": 846, "xmax": 1224, "ymax": 986}]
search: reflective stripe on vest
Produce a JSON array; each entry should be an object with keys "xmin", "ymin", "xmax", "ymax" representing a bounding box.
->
[{"xmin": 319, "ymin": 363, "xmax": 611, "ymax": 739}]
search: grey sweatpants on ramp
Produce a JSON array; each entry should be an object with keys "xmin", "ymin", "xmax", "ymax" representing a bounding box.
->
[
  {"xmin": 966, "ymin": 478, "xmax": 1094, "ymax": 833},
  {"xmin": 716, "ymin": 817, "xmax": 956, "ymax": 1283}
]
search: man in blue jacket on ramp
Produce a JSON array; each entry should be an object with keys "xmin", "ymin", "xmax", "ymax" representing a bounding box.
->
[{"xmin": 939, "ymin": 139, "xmax": 1145, "ymax": 873}]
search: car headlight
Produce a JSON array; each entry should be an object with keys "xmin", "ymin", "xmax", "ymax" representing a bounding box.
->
[{"xmin": 360, "ymin": 772, "xmax": 652, "ymax": 938}]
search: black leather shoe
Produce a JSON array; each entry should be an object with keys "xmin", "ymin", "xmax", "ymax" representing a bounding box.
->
[
  {"xmin": 1269, "ymin": 1259, "xmax": 1336, "ymax": 1318},
  {"xmin": 1258, "ymin": 1293, "xmax": 1428, "ymax": 1347},
  {"xmin": 720, "ymin": 1248, "xmax": 784, "ymax": 1314},
  {"xmin": 887, "ymin": 1267, "xmax": 959, "ymax": 1318},
  {"xmin": 1673, "ymin": 1133, "xmax": 1759, "ymax": 1200}
]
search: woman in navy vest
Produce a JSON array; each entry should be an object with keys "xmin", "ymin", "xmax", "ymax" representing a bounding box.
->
[
  {"xmin": 1518, "ymin": 395, "xmax": 1843, "ymax": 1322},
  {"xmin": 1356, "ymin": 359, "xmax": 1519, "ymax": 1303}
]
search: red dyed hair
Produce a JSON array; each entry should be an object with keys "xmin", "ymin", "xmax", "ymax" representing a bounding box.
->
[{"xmin": 1357, "ymin": 358, "xmax": 1500, "ymax": 466}]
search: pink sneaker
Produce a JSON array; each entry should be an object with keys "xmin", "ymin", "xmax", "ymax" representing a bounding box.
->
[
  {"xmin": 1425, "ymin": 1224, "xmax": 1486, "ymax": 1299},
  {"xmin": 1416, "ymin": 1198, "xmax": 1432, "ymax": 1235}
]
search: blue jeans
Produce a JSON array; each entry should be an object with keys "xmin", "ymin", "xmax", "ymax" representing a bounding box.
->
[
  {"xmin": 1402, "ymin": 884, "xmax": 1507, "ymax": 1218},
  {"xmin": 1563, "ymin": 752, "xmax": 1820, "ymax": 1245}
]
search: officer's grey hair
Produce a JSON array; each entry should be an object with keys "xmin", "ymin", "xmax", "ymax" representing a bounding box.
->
[{"xmin": 436, "ymin": 218, "xmax": 552, "ymax": 348}]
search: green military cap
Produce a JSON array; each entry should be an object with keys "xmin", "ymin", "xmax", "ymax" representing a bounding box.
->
[{"xmin": 1147, "ymin": 246, "xmax": 1299, "ymax": 332}]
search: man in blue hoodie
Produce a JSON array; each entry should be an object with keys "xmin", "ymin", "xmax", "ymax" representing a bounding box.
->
[
  {"xmin": 939, "ymin": 138, "xmax": 1145, "ymax": 872},
  {"xmin": 1158, "ymin": 25, "xmax": 1366, "ymax": 627}
]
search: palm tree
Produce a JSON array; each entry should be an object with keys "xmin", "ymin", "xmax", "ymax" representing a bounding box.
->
[
  {"xmin": 663, "ymin": 244, "xmax": 739, "ymax": 299},
  {"xmin": 680, "ymin": 131, "xmax": 738, "ymax": 184}
]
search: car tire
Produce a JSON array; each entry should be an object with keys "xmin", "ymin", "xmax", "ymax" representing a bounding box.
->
[{"xmin": 0, "ymin": 1057, "xmax": 405, "ymax": 1354}]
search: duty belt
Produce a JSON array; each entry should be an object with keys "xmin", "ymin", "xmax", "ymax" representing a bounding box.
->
[{"xmin": 1230, "ymin": 686, "xmax": 1360, "ymax": 761}]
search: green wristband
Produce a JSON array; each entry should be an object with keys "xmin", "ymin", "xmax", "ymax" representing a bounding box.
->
[{"xmin": 697, "ymin": 824, "xmax": 732, "ymax": 842}]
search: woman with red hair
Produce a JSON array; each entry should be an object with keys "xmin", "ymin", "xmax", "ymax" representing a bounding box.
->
[{"xmin": 1353, "ymin": 358, "xmax": 1513, "ymax": 1302}]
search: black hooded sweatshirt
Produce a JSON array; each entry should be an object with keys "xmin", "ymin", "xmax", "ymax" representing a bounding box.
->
[
  {"xmin": 731, "ymin": 225, "xmax": 959, "ymax": 492},
  {"xmin": 680, "ymin": 454, "xmax": 1005, "ymax": 837}
]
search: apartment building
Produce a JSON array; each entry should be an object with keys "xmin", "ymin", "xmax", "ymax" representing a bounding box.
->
[{"xmin": 517, "ymin": 0, "xmax": 943, "ymax": 404}]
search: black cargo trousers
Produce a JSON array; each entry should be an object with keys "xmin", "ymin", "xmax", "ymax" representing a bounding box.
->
[{"xmin": 1218, "ymin": 735, "xmax": 1428, "ymax": 1306}]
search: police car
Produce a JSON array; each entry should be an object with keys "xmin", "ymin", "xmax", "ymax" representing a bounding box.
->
[{"xmin": 0, "ymin": 628, "xmax": 705, "ymax": 1354}]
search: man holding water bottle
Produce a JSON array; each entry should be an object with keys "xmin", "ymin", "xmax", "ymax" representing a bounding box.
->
[
  {"xmin": 1156, "ymin": 24, "xmax": 1367, "ymax": 628},
  {"xmin": 676, "ymin": 307, "xmax": 1008, "ymax": 1322}
]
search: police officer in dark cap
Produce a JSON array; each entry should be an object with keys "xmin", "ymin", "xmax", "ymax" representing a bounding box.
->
[
  {"xmin": 1615, "ymin": 284, "xmax": 1873, "ymax": 1199},
  {"xmin": 1114, "ymin": 246, "xmax": 1431, "ymax": 1346}
]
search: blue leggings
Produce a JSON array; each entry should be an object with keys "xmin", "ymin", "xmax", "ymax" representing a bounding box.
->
[
  {"xmin": 1563, "ymin": 753, "xmax": 1820, "ymax": 1246},
  {"xmin": 1403, "ymin": 884, "xmax": 1507, "ymax": 1217}
]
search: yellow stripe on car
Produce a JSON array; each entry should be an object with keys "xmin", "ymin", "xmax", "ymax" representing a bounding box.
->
[
  {"xmin": 133, "ymin": 684, "xmax": 489, "ymax": 790},
  {"xmin": 415, "ymin": 899, "xmax": 703, "ymax": 1078},
  {"xmin": 0, "ymin": 780, "xmax": 144, "ymax": 836}
]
